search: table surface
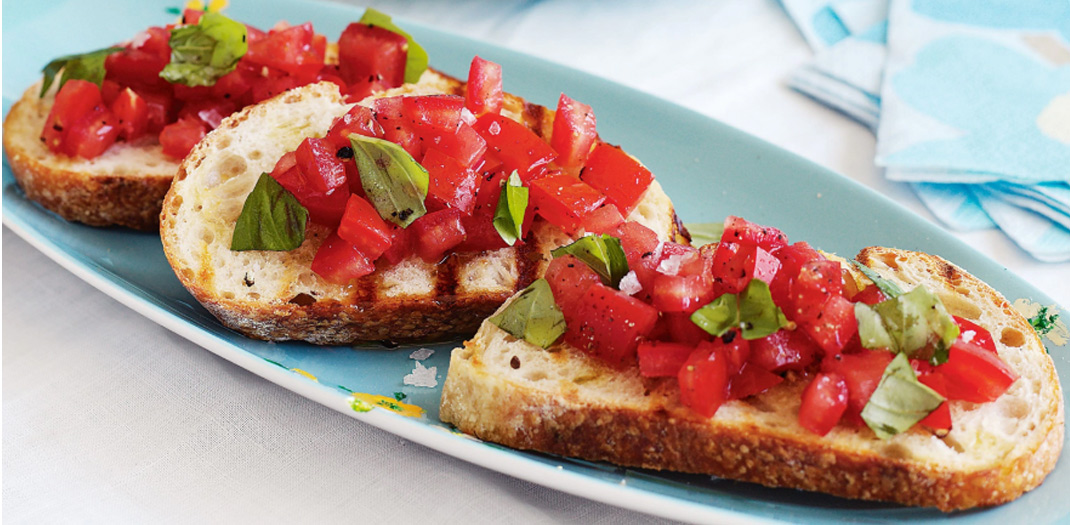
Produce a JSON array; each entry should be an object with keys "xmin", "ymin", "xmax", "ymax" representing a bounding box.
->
[{"xmin": 4, "ymin": 1, "xmax": 1068, "ymax": 523}]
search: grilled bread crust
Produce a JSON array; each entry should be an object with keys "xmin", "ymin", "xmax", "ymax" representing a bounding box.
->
[
  {"xmin": 3, "ymin": 83, "xmax": 180, "ymax": 230},
  {"xmin": 160, "ymin": 73, "xmax": 683, "ymax": 344},
  {"xmin": 440, "ymin": 247, "xmax": 1063, "ymax": 511}
]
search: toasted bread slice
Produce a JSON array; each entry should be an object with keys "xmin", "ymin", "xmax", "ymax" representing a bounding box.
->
[
  {"xmin": 3, "ymin": 82, "xmax": 180, "ymax": 230},
  {"xmin": 160, "ymin": 73, "xmax": 683, "ymax": 344},
  {"xmin": 440, "ymin": 247, "xmax": 1063, "ymax": 511}
]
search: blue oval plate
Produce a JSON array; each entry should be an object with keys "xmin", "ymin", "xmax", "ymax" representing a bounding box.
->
[{"xmin": 4, "ymin": 1, "xmax": 1068, "ymax": 522}]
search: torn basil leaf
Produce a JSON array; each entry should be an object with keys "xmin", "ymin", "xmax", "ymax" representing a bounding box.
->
[
  {"xmin": 684, "ymin": 222, "xmax": 724, "ymax": 248},
  {"xmin": 160, "ymin": 11, "xmax": 248, "ymax": 87},
  {"xmin": 40, "ymin": 47, "xmax": 123, "ymax": 97},
  {"xmin": 350, "ymin": 134, "xmax": 428, "ymax": 227},
  {"xmin": 852, "ymin": 261, "xmax": 903, "ymax": 298},
  {"xmin": 488, "ymin": 279, "xmax": 566, "ymax": 348},
  {"xmin": 492, "ymin": 171, "xmax": 528, "ymax": 246},
  {"xmin": 856, "ymin": 284, "xmax": 959, "ymax": 365},
  {"xmin": 231, "ymin": 173, "xmax": 308, "ymax": 251},
  {"xmin": 359, "ymin": 8, "xmax": 429, "ymax": 84},
  {"xmin": 691, "ymin": 279, "xmax": 789, "ymax": 339},
  {"xmin": 551, "ymin": 234, "xmax": 629, "ymax": 288},
  {"xmin": 861, "ymin": 353, "xmax": 945, "ymax": 439}
]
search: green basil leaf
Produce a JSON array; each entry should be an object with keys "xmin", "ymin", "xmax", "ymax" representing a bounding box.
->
[
  {"xmin": 861, "ymin": 284, "xmax": 960, "ymax": 365},
  {"xmin": 684, "ymin": 222, "xmax": 724, "ymax": 248},
  {"xmin": 550, "ymin": 234, "xmax": 629, "ymax": 288},
  {"xmin": 40, "ymin": 47, "xmax": 124, "ymax": 97},
  {"xmin": 488, "ymin": 279, "xmax": 567, "ymax": 348},
  {"xmin": 852, "ymin": 260, "xmax": 904, "ymax": 298},
  {"xmin": 350, "ymin": 134, "xmax": 428, "ymax": 227},
  {"xmin": 861, "ymin": 353, "xmax": 945, "ymax": 439},
  {"xmin": 359, "ymin": 8, "xmax": 429, "ymax": 84},
  {"xmin": 160, "ymin": 11, "xmax": 248, "ymax": 87},
  {"xmin": 492, "ymin": 171, "xmax": 528, "ymax": 246},
  {"xmin": 690, "ymin": 294, "xmax": 738, "ymax": 337},
  {"xmin": 855, "ymin": 302, "xmax": 894, "ymax": 350},
  {"xmin": 231, "ymin": 173, "xmax": 309, "ymax": 251}
]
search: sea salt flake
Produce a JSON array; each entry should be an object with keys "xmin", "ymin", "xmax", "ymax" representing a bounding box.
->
[
  {"xmin": 409, "ymin": 348, "xmax": 435, "ymax": 361},
  {"xmin": 404, "ymin": 361, "xmax": 438, "ymax": 388},
  {"xmin": 619, "ymin": 271, "xmax": 642, "ymax": 296},
  {"xmin": 657, "ymin": 253, "xmax": 685, "ymax": 275}
]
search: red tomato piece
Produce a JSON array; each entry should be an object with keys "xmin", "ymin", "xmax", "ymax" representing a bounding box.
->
[
  {"xmin": 799, "ymin": 294, "xmax": 858, "ymax": 355},
  {"xmin": 105, "ymin": 46, "xmax": 170, "ymax": 90},
  {"xmin": 172, "ymin": 83, "xmax": 213, "ymax": 102},
  {"xmin": 784, "ymin": 259, "xmax": 844, "ymax": 323},
  {"xmin": 337, "ymin": 22, "xmax": 408, "ymax": 88},
  {"xmin": 748, "ymin": 329, "xmax": 819, "ymax": 373},
  {"xmin": 656, "ymin": 242, "xmax": 705, "ymax": 277},
  {"xmin": 337, "ymin": 195, "xmax": 393, "ymax": 260},
  {"xmin": 718, "ymin": 332, "xmax": 752, "ymax": 375},
  {"xmin": 158, "ymin": 118, "xmax": 206, "ymax": 159},
  {"xmin": 473, "ymin": 114, "xmax": 557, "ymax": 182},
  {"xmin": 270, "ymin": 151, "xmax": 349, "ymax": 227},
  {"xmin": 177, "ymin": 98, "xmax": 236, "ymax": 130},
  {"xmin": 613, "ymin": 220, "xmax": 662, "ymax": 297},
  {"xmin": 325, "ymin": 104, "xmax": 384, "ymax": 150},
  {"xmin": 426, "ymin": 122, "xmax": 487, "ymax": 169},
  {"xmin": 769, "ymin": 241, "xmax": 823, "ymax": 307},
  {"xmin": 580, "ymin": 204, "xmax": 624, "ymax": 235},
  {"xmin": 295, "ymin": 137, "xmax": 347, "ymax": 193},
  {"xmin": 455, "ymin": 170, "xmax": 511, "ymax": 252},
  {"xmin": 381, "ymin": 225, "xmax": 413, "ymax": 264},
  {"xmin": 821, "ymin": 349, "xmax": 894, "ymax": 423},
  {"xmin": 134, "ymin": 89, "xmax": 175, "ymax": 135},
  {"xmin": 638, "ymin": 341, "xmax": 694, "ymax": 378},
  {"xmin": 373, "ymin": 96, "xmax": 422, "ymax": 159},
  {"xmin": 410, "ymin": 208, "xmax": 467, "ymax": 263},
  {"xmin": 403, "ymin": 95, "xmax": 464, "ymax": 136},
  {"xmin": 798, "ymin": 372, "xmax": 848, "ymax": 436},
  {"xmin": 250, "ymin": 74, "xmax": 300, "ymax": 104},
  {"xmin": 678, "ymin": 343, "xmax": 729, "ymax": 418},
  {"xmin": 953, "ymin": 316, "xmax": 997, "ymax": 354},
  {"xmin": 181, "ymin": 8, "xmax": 204, "ymax": 25},
  {"xmin": 110, "ymin": 88, "xmax": 149, "ymax": 141},
  {"xmin": 63, "ymin": 106, "xmax": 121, "ymax": 158},
  {"xmin": 465, "ymin": 56, "xmax": 503, "ymax": 118},
  {"xmin": 720, "ymin": 216, "xmax": 789, "ymax": 253},
  {"xmin": 551, "ymin": 93, "xmax": 597, "ymax": 174},
  {"xmin": 651, "ymin": 273, "xmax": 715, "ymax": 313},
  {"xmin": 728, "ymin": 362, "xmax": 784, "ymax": 400},
  {"xmin": 423, "ymin": 149, "xmax": 479, "ymax": 215},
  {"xmin": 710, "ymin": 242, "xmax": 780, "ymax": 296},
  {"xmin": 529, "ymin": 173, "xmax": 606, "ymax": 235},
  {"xmin": 310, "ymin": 232, "xmax": 375, "ymax": 284},
  {"xmin": 545, "ymin": 254, "xmax": 603, "ymax": 319},
  {"xmin": 916, "ymin": 371, "xmax": 952, "ymax": 432},
  {"xmin": 938, "ymin": 340, "xmax": 1018, "ymax": 403},
  {"xmin": 579, "ymin": 143, "xmax": 654, "ymax": 215},
  {"xmin": 101, "ymin": 80, "xmax": 121, "ymax": 106},
  {"xmin": 663, "ymin": 311, "xmax": 712, "ymax": 346},
  {"xmin": 245, "ymin": 22, "xmax": 324, "ymax": 83},
  {"xmin": 564, "ymin": 283, "xmax": 659, "ymax": 367},
  {"xmin": 851, "ymin": 284, "xmax": 887, "ymax": 305},
  {"xmin": 41, "ymin": 79, "xmax": 103, "ymax": 153}
]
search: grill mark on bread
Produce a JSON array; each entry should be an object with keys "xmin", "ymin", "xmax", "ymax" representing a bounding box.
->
[
  {"xmin": 434, "ymin": 254, "xmax": 461, "ymax": 300},
  {"xmin": 522, "ymin": 103, "xmax": 549, "ymax": 139}
]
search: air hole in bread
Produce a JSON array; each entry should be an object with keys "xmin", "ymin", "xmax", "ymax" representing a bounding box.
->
[
  {"xmin": 289, "ymin": 293, "xmax": 316, "ymax": 306},
  {"xmin": 249, "ymin": 150, "xmax": 262, "ymax": 160},
  {"xmin": 222, "ymin": 291, "xmax": 234, "ymax": 299},
  {"xmin": 1001, "ymin": 397, "xmax": 1029, "ymax": 419},
  {"xmin": 217, "ymin": 135, "xmax": 232, "ymax": 149},
  {"xmin": 524, "ymin": 370, "xmax": 548, "ymax": 381},
  {"xmin": 247, "ymin": 293, "xmax": 260, "ymax": 300},
  {"xmin": 218, "ymin": 154, "xmax": 248, "ymax": 181},
  {"xmin": 1000, "ymin": 327, "xmax": 1026, "ymax": 348},
  {"xmin": 942, "ymin": 294, "xmax": 982, "ymax": 320},
  {"xmin": 882, "ymin": 443, "xmax": 912, "ymax": 460},
  {"xmin": 876, "ymin": 252, "xmax": 900, "ymax": 269},
  {"xmin": 955, "ymin": 286, "xmax": 971, "ymax": 296},
  {"xmin": 942, "ymin": 435, "xmax": 966, "ymax": 454}
]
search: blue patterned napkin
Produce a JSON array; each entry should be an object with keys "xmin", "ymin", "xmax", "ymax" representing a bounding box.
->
[{"xmin": 781, "ymin": 0, "xmax": 1070, "ymax": 262}]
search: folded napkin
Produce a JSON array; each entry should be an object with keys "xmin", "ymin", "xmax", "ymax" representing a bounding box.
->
[{"xmin": 781, "ymin": 0, "xmax": 1070, "ymax": 262}]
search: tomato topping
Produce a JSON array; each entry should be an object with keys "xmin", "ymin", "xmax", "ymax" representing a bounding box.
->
[
  {"xmin": 678, "ymin": 342, "xmax": 729, "ymax": 418},
  {"xmin": 465, "ymin": 56, "xmax": 503, "ymax": 118},
  {"xmin": 749, "ymin": 329, "xmax": 819, "ymax": 373},
  {"xmin": 938, "ymin": 339, "xmax": 1018, "ymax": 403},
  {"xmin": 545, "ymin": 254, "xmax": 602, "ymax": 318},
  {"xmin": 915, "ymin": 371, "xmax": 952, "ymax": 431},
  {"xmin": 769, "ymin": 241, "xmax": 822, "ymax": 306},
  {"xmin": 800, "ymin": 294, "xmax": 858, "ymax": 354},
  {"xmin": 655, "ymin": 242, "xmax": 706, "ymax": 277},
  {"xmin": 177, "ymin": 98, "xmax": 236, "ymax": 130},
  {"xmin": 529, "ymin": 173, "xmax": 606, "ymax": 235},
  {"xmin": 851, "ymin": 283, "xmax": 887, "ymax": 305},
  {"xmin": 551, "ymin": 94, "xmax": 597, "ymax": 174},
  {"xmin": 64, "ymin": 106, "xmax": 121, "ymax": 158},
  {"xmin": 310, "ymin": 232, "xmax": 375, "ymax": 284},
  {"xmin": 110, "ymin": 88, "xmax": 149, "ymax": 141},
  {"xmin": 381, "ymin": 225, "xmax": 413, "ymax": 265},
  {"xmin": 580, "ymin": 204, "xmax": 625, "ymax": 235},
  {"xmin": 250, "ymin": 74, "xmax": 300, "ymax": 104},
  {"xmin": 295, "ymin": 137, "xmax": 347, "ymax": 193},
  {"xmin": 428, "ymin": 122, "xmax": 487, "ymax": 169},
  {"xmin": 158, "ymin": 118, "xmax": 206, "ymax": 159},
  {"xmin": 720, "ymin": 216, "xmax": 788, "ymax": 253},
  {"xmin": 662, "ymin": 311, "xmax": 712, "ymax": 346},
  {"xmin": 798, "ymin": 372, "xmax": 848, "ymax": 436},
  {"xmin": 473, "ymin": 114, "xmax": 557, "ymax": 182},
  {"xmin": 564, "ymin": 283, "xmax": 659, "ymax": 367},
  {"xmin": 728, "ymin": 362, "xmax": 784, "ymax": 400},
  {"xmin": 638, "ymin": 341, "xmax": 694, "ymax": 378},
  {"xmin": 783, "ymin": 259, "xmax": 844, "ymax": 323},
  {"xmin": 821, "ymin": 349, "xmax": 894, "ymax": 423},
  {"xmin": 325, "ymin": 104, "xmax": 384, "ymax": 149},
  {"xmin": 710, "ymin": 242, "xmax": 779, "ymax": 296},
  {"xmin": 651, "ymin": 273, "xmax": 714, "ymax": 313},
  {"xmin": 245, "ymin": 22, "xmax": 325, "ymax": 83},
  {"xmin": 42, "ymin": 80, "xmax": 105, "ymax": 152},
  {"xmin": 373, "ymin": 96, "xmax": 422, "ymax": 159},
  {"xmin": 423, "ymin": 149, "xmax": 479, "ymax": 215},
  {"xmin": 410, "ymin": 208, "xmax": 467, "ymax": 263},
  {"xmin": 403, "ymin": 95, "xmax": 464, "ymax": 137},
  {"xmin": 337, "ymin": 194, "xmax": 393, "ymax": 260},
  {"xmin": 136, "ymin": 89, "xmax": 175, "ymax": 135},
  {"xmin": 579, "ymin": 143, "xmax": 654, "ymax": 215},
  {"xmin": 953, "ymin": 316, "xmax": 997, "ymax": 354},
  {"xmin": 104, "ymin": 27, "xmax": 171, "ymax": 90},
  {"xmin": 337, "ymin": 22, "xmax": 408, "ymax": 88},
  {"xmin": 270, "ymin": 151, "xmax": 349, "ymax": 227}
]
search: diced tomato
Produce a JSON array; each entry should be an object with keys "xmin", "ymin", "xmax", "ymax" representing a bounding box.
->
[
  {"xmin": 748, "ymin": 329, "xmax": 819, "ymax": 373},
  {"xmin": 337, "ymin": 195, "xmax": 393, "ymax": 260},
  {"xmin": 579, "ymin": 143, "xmax": 654, "ymax": 215},
  {"xmin": 528, "ymin": 173, "xmax": 606, "ymax": 235},
  {"xmin": 177, "ymin": 98, "xmax": 236, "ymax": 130},
  {"xmin": 613, "ymin": 221, "xmax": 662, "ymax": 295},
  {"xmin": 678, "ymin": 343, "xmax": 729, "ymax": 418},
  {"xmin": 41, "ymin": 79, "xmax": 103, "ymax": 153},
  {"xmin": 110, "ymin": 88, "xmax": 148, "ymax": 141},
  {"xmin": 250, "ymin": 74, "xmax": 300, "ymax": 104},
  {"xmin": 651, "ymin": 273, "xmax": 714, "ymax": 313},
  {"xmin": 295, "ymin": 137, "xmax": 347, "ymax": 193},
  {"xmin": 638, "ymin": 341, "xmax": 693, "ymax": 378},
  {"xmin": 101, "ymin": 80, "xmax": 121, "ymax": 106},
  {"xmin": 720, "ymin": 216, "xmax": 788, "ymax": 253},
  {"xmin": 373, "ymin": 96, "xmax": 422, "ymax": 159},
  {"xmin": 798, "ymin": 372, "xmax": 848, "ymax": 436},
  {"xmin": 270, "ymin": 152, "xmax": 349, "ymax": 227},
  {"xmin": 551, "ymin": 94, "xmax": 597, "ymax": 174},
  {"xmin": 158, "ymin": 118, "xmax": 206, "ymax": 159},
  {"xmin": 545, "ymin": 254, "xmax": 602, "ymax": 318},
  {"xmin": 315, "ymin": 64, "xmax": 349, "ymax": 97},
  {"xmin": 663, "ymin": 311, "xmax": 711, "ymax": 346},
  {"xmin": 105, "ymin": 47, "xmax": 170, "ymax": 90},
  {"xmin": 135, "ymin": 89, "xmax": 175, "ymax": 134},
  {"xmin": 423, "ymin": 149, "xmax": 479, "ymax": 215},
  {"xmin": 63, "ymin": 106, "xmax": 121, "ymax": 158},
  {"xmin": 465, "ymin": 56, "xmax": 503, "ymax": 117},
  {"xmin": 916, "ymin": 371, "xmax": 951, "ymax": 432},
  {"xmin": 426, "ymin": 122, "xmax": 487, "ymax": 169},
  {"xmin": 181, "ymin": 8, "xmax": 204, "ymax": 25},
  {"xmin": 345, "ymin": 76, "xmax": 391, "ymax": 102},
  {"xmin": 326, "ymin": 104, "xmax": 384, "ymax": 149},
  {"xmin": 799, "ymin": 294, "xmax": 857, "ymax": 355},
  {"xmin": 851, "ymin": 284, "xmax": 887, "ymax": 305},
  {"xmin": 953, "ymin": 316, "xmax": 997, "ymax": 354},
  {"xmin": 403, "ymin": 95, "xmax": 464, "ymax": 136},
  {"xmin": 410, "ymin": 208, "xmax": 466, "ymax": 263},
  {"xmin": 728, "ymin": 362, "xmax": 784, "ymax": 400},
  {"xmin": 337, "ymin": 22, "xmax": 408, "ymax": 88},
  {"xmin": 718, "ymin": 332, "xmax": 752, "ymax": 375},
  {"xmin": 655, "ymin": 242, "xmax": 705, "ymax": 277},
  {"xmin": 783, "ymin": 259, "xmax": 844, "ymax": 323},
  {"xmin": 581, "ymin": 204, "xmax": 624, "ymax": 235},
  {"xmin": 938, "ymin": 339, "xmax": 1018, "ymax": 403},
  {"xmin": 381, "ymin": 225, "xmax": 413, "ymax": 264},
  {"xmin": 821, "ymin": 349, "xmax": 894, "ymax": 424},
  {"xmin": 710, "ymin": 242, "xmax": 779, "ymax": 296},
  {"xmin": 172, "ymin": 83, "xmax": 213, "ymax": 102},
  {"xmin": 769, "ymin": 241, "xmax": 823, "ymax": 307},
  {"xmin": 245, "ymin": 22, "xmax": 324, "ymax": 83},
  {"xmin": 564, "ymin": 283, "xmax": 659, "ymax": 367},
  {"xmin": 310, "ymin": 232, "xmax": 375, "ymax": 284},
  {"xmin": 473, "ymin": 114, "xmax": 557, "ymax": 182},
  {"xmin": 455, "ymin": 170, "xmax": 511, "ymax": 252}
]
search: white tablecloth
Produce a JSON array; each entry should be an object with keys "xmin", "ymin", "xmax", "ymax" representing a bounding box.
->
[{"xmin": 4, "ymin": 1, "xmax": 1068, "ymax": 523}]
